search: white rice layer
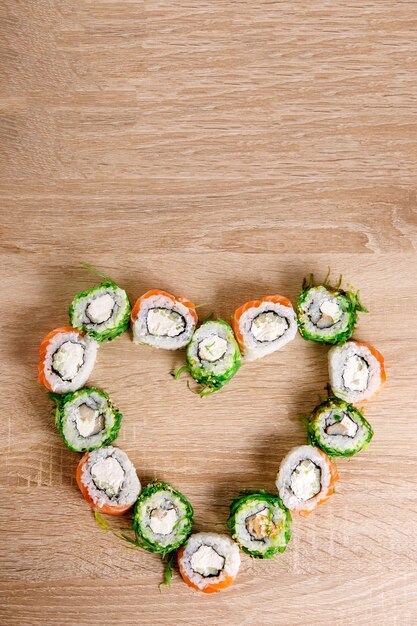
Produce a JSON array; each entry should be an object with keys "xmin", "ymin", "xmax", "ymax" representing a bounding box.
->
[
  {"xmin": 315, "ymin": 406, "xmax": 369, "ymax": 453},
  {"xmin": 61, "ymin": 390, "xmax": 115, "ymax": 450},
  {"xmin": 132, "ymin": 294, "xmax": 196, "ymax": 349},
  {"xmin": 328, "ymin": 341, "xmax": 382, "ymax": 403},
  {"xmin": 43, "ymin": 330, "xmax": 98, "ymax": 393},
  {"xmin": 71, "ymin": 285, "xmax": 129, "ymax": 333},
  {"xmin": 187, "ymin": 321, "xmax": 236, "ymax": 376},
  {"xmin": 136, "ymin": 490, "xmax": 188, "ymax": 548},
  {"xmin": 276, "ymin": 445, "xmax": 332, "ymax": 513},
  {"xmin": 299, "ymin": 286, "xmax": 349, "ymax": 339},
  {"xmin": 233, "ymin": 499, "xmax": 288, "ymax": 553},
  {"xmin": 179, "ymin": 532, "xmax": 240, "ymax": 590}
]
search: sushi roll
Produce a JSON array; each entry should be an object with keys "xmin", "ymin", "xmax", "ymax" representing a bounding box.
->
[
  {"xmin": 232, "ymin": 295, "xmax": 297, "ymax": 361},
  {"xmin": 297, "ymin": 275, "xmax": 366, "ymax": 344},
  {"xmin": 276, "ymin": 445, "xmax": 339, "ymax": 516},
  {"xmin": 69, "ymin": 280, "xmax": 131, "ymax": 342},
  {"xmin": 38, "ymin": 326, "xmax": 98, "ymax": 393},
  {"xmin": 306, "ymin": 396, "xmax": 373, "ymax": 457},
  {"xmin": 227, "ymin": 491, "xmax": 291, "ymax": 558},
  {"xmin": 131, "ymin": 289, "xmax": 198, "ymax": 350},
  {"xmin": 328, "ymin": 339, "xmax": 386, "ymax": 403},
  {"xmin": 183, "ymin": 319, "xmax": 241, "ymax": 394},
  {"xmin": 132, "ymin": 481, "xmax": 193, "ymax": 555},
  {"xmin": 177, "ymin": 532, "xmax": 240, "ymax": 594},
  {"xmin": 76, "ymin": 446, "xmax": 141, "ymax": 516},
  {"xmin": 51, "ymin": 387, "xmax": 122, "ymax": 453}
]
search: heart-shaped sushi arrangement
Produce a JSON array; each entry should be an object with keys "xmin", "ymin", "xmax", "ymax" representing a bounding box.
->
[{"xmin": 38, "ymin": 267, "xmax": 385, "ymax": 593}]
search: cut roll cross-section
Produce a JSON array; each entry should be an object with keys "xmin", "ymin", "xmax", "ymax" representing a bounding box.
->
[
  {"xmin": 232, "ymin": 295, "xmax": 297, "ymax": 361},
  {"xmin": 131, "ymin": 289, "xmax": 198, "ymax": 350},
  {"xmin": 228, "ymin": 491, "xmax": 291, "ymax": 558},
  {"xmin": 38, "ymin": 326, "xmax": 98, "ymax": 393},
  {"xmin": 51, "ymin": 387, "xmax": 122, "ymax": 453},
  {"xmin": 328, "ymin": 339, "xmax": 386, "ymax": 403},
  {"xmin": 76, "ymin": 446, "xmax": 141, "ymax": 516},
  {"xmin": 69, "ymin": 280, "xmax": 131, "ymax": 342},
  {"xmin": 178, "ymin": 533, "xmax": 240, "ymax": 594},
  {"xmin": 276, "ymin": 445, "xmax": 339, "ymax": 516},
  {"xmin": 132, "ymin": 481, "xmax": 193, "ymax": 555}
]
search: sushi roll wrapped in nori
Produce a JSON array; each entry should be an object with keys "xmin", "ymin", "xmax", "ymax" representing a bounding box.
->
[
  {"xmin": 176, "ymin": 319, "xmax": 240, "ymax": 395},
  {"xmin": 38, "ymin": 326, "xmax": 98, "ymax": 393},
  {"xmin": 69, "ymin": 280, "xmax": 131, "ymax": 342},
  {"xmin": 232, "ymin": 295, "xmax": 297, "ymax": 361},
  {"xmin": 227, "ymin": 491, "xmax": 291, "ymax": 558},
  {"xmin": 51, "ymin": 387, "xmax": 122, "ymax": 453},
  {"xmin": 178, "ymin": 532, "xmax": 240, "ymax": 594},
  {"xmin": 76, "ymin": 446, "xmax": 141, "ymax": 516},
  {"xmin": 132, "ymin": 481, "xmax": 193, "ymax": 555},
  {"xmin": 328, "ymin": 339, "xmax": 386, "ymax": 403},
  {"xmin": 297, "ymin": 275, "xmax": 366, "ymax": 344},
  {"xmin": 131, "ymin": 289, "xmax": 198, "ymax": 350},
  {"xmin": 306, "ymin": 397, "xmax": 373, "ymax": 457},
  {"xmin": 276, "ymin": 445, "xmax": 339, "ymax": 516}
]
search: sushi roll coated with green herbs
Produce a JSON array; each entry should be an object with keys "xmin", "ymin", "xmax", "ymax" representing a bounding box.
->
[
  {"xmin": 297, "ymin": 274, "xmax": 366, "ymax": 344},
  {"xmin": 132, "ymin": 481, "xmax": 193, "ymax": 556},
  {"xmin": 227, "ymin": 491, "xmax": 291, "ymax": 558},
  {"xmin": 174, "ymin": 319, "xmax": 241, "ymax": 395},
  {"xmin": 69, "ymin": 280, "xmax": 131, "ymax": 342},
  {"xmin": 50, "ymin": 387, "xmax": 122, "ymax": 452},
  {"xmin": 306, "ymin": 397, "xmax": 373, "ymax": 457}
]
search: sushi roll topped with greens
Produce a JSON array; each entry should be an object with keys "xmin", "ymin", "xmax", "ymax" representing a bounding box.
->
[
  {"xmin": 297, "ymin": 274, "xmax": 366, "ymax": 344},
  {"xmin": 306, "ymin": 396, "xmax": 373, "ymax": 457},
  {"xmin": 51, "ymin": 387, "xmax": 122, "ymax": 452},
  {"xmin": 178, "ymin": 319, "xmax": 241, "ymax": 395},
  {"xmin": 133, "ymin": 481, "xmax": 193, "ymax": 556},
  {"xmin": 69, "ymin": 280, "xmax": 131, "ymax": 342},
  {"xmin": 228, "ymin": 491, "xmax": 291, "ymax": 558}
]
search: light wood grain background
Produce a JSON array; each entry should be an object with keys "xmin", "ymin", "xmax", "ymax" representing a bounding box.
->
[{"xmin": 1, "ymin": 1, "xmax": 417, "ymax": 625}]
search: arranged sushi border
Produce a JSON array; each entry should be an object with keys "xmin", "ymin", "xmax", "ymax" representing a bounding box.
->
[{"xmin": 37, "ymin": 265, "xmax": 386, "ymax": 594}]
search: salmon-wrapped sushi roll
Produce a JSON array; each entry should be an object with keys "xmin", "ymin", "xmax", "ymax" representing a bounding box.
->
[
  {"xmin": 38, "ymin": 326, "xmax": 98, "ymax": 393},
  {"xmin": 131, "ymin": 289, "xmax": 197, "ymax": 350},
  {"xmin": 232, "ymin": 295, "xmax": 297, "ymax": 361},
  {"xmin": 276, "ymin": 445, "xmax": 339, "ymax": 516}
]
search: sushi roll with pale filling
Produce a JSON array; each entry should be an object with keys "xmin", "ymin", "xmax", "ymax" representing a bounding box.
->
[
  {"xmin": 328, "ymin": 339, "xmax": 386, "ymax": 403},
  {"xmin": 276, "ymin": 445, "xmax": 338, "ymax": 516},
  {"xmin": 306, "ymin": 397, "xmax": 373, "ymax": 457},
  {"xmin": 76, "ymin": 446, "xmax": 140, "ymax": 515},
  {"xmin": 38, "ymin": 326, "xmax": 98, "ymax": 393},
  {"xmin": 178, "ymin": 532, "xmax": 240, "ymax": 593},
  {"xmin": 232, "ymin": 295, "xmax": 297, "ymax": 361},
  {"xmin": 131, "ymin": 289, "xmax": 197, "ymax": 349},
  {"xmin": 133, "ymin": 481, "xmax": 193, "ymax": 555},
  {"xmin": 51, "ymin": 387, "xmax": 122, "ymax": 452},
  {"xmin": 228, "ymin": 491, "xmax": 291, "ymax": 558},
  {"xmin": 69, "ymin": 281, "xmax": 131, "ymax": 342}
]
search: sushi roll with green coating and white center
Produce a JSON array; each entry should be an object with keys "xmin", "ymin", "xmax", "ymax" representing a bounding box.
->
[
  {"xmin": 306, "ymin": 397, "xmax": 373, "ymax": 457},
  {"xmin": 178, "ymin": 533, "xmax": 240, "ymax": 593},
  {"xmin": 50, "ymin": 387, "xmax": 122, "ymax": 452},
  {"xmin": 69, "ymin": 280, "xmax": 131, "ymax": 342},
  {"xmin": 297, "ymin": 275, "xmax": 366, "ymax": 344},
  {"xmin": 227, "ymin": 491, "xmax": 291, "ymax": 558},
  {"xmin": 132, "ymin": 481, "xmax": 193, "ymax": 555},
  {"xmin": 177, "ymin": 319, "xmax": 241, "ymax": 395}
]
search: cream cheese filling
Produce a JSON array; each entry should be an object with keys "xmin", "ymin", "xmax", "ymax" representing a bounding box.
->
[
  {"xmin": 190, "ymin": 545, "xmax": 225, "ymax": 577},
  {"xmin": 52, "ymin": 341, "xmax": 85, "ymax": 380}
]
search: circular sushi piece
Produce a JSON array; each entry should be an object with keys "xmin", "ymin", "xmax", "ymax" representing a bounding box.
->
[
  {"xmin": 69, "ymin": 281, "xmax": 131, "ymax": 342},
  {"xmin": 276, "ymin": 445, "xmax": 339, "ymax": 516},
  {"xmin": 186, "ymin": 320, "xmax": 241, "ymax": 393},
  {"xmin": 328, "ymin": 339, "xmax": 386, "ymax": 403},
  {"xmin": 232, "ymin": 295, "xmax": 297, "ymax": 361},
  {"xmin": 297, "ymin": 278, "xmax": 366, "ymax": 344},
  {"xmin": 177, "ymin": 532, "xmax": 240, "ymax": 594},
  {"xmin": 38, "ymin": 326, "xmax": 98, "ymax": 393},
  {"xmin": 51, "ymin": 387, "xmax": 122, "ymax": 453},
  {"xmin": 228, "ymin": 491, "xmax": 291, "ymax": 558},
  {"xmin": 131, "ymin": 289, "xmax": 198, "ymax": 350},
  {"xmin": 306, "ymin": 396, "xmax": 373, "ymax": 457},
  {"xmin": 132, "ymin": 481, "xmax": 193, "ymax": 555},
  {"xmin": 76, "ymin": 446, "xmax": 141, "ymax": 516}
]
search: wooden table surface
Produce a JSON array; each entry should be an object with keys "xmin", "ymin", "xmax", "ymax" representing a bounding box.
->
[{"xmin": 1, "ymin": 2, "xmax": 417, "ymax": 625}]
